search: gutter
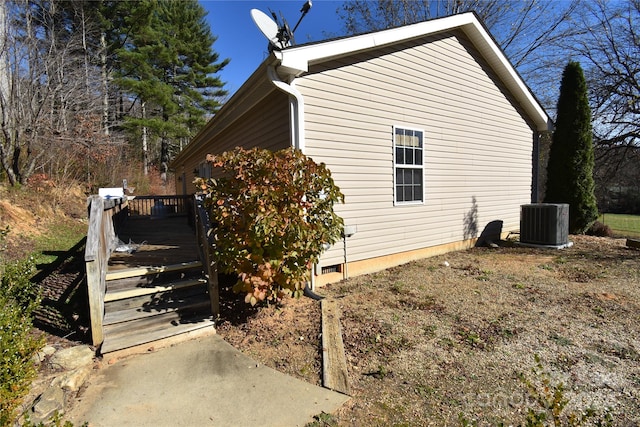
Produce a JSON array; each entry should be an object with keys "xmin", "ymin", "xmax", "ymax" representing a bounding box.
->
[{"xmin": 267, "ymin": 65, "xmax": 305, "ymax": 152}]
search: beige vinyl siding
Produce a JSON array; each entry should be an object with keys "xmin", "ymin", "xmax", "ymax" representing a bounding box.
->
[
  {"xmin": 296, "ymin": 31, "xmax": 534, "ymax": 267},
  {"xmin": 175, "ymin": 90, "xmax": 290, "ymax": 194}
]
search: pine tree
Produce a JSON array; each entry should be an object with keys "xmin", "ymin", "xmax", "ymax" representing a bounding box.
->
[
  {"xmin": 544, "ymin": 61, "xmax": 598, "ymax": 234},
  {"xmin": 112, "ymin": 0, "xmax": 228, "ymax": 177}
]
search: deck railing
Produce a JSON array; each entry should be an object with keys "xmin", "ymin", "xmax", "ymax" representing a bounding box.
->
[
  {"xmin": 84, "ymin": 195, "xmax": 128, "ymax": 346},
  {"xmin": 194, "ymin": 195, "xmax": 219, "ymax": 318},
  {"xmin": 84, "ymin": 193, "xmax": 217, "ymax": 346},
  {"xmin": 127, "ymin": 195, "xmax": 191, "ymax": 218}
]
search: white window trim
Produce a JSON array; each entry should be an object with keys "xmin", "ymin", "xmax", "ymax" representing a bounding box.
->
[{"xmin": 393, "ymin": 125, "xmax": 425, "ymax": 206}]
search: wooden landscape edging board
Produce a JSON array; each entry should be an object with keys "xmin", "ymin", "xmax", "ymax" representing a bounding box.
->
[{"xmin": 321, "ymin": 298, "xmax": 350, "ymax": 395}]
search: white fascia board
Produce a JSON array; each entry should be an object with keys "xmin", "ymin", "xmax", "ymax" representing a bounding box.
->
[
  {"xmin": 278, "ymin": 12, "xmax": 550, "ymax": 132},
  {"xmin": 279, "ymin": 13, "xmax": 476, "ymax": 73},
  {"xmin": 462, "ymin": 18, "xmax": 551, "ymax": 131}
]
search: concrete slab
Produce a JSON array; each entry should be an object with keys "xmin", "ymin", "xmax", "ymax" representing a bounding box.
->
[{"xmin": 66, "ymin": 335, "xmax": 349, "ymax": 427}]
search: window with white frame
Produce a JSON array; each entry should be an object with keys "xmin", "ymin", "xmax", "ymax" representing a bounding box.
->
[
  {"xmin": 393, "ymin": 126, "xmax": 424, "ymax": 204},
  {"xmin": 197, "ymin": 161, "xmax": 213, "ymax": 179}
]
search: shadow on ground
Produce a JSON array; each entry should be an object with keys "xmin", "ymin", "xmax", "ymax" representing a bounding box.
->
[
  {"xmin": 31, "ymin": 238, "xmax": 92, "ymax": 343},
  {"xmin": 217, "ymin": 273, "xmax": 261, "ymax": 326},
  {"xmin": 31, "ymin": 251, "xmax": 256, "ymax": 342}
]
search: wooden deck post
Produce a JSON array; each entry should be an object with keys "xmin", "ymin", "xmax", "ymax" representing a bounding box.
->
[
  {"xmin": 85, "ymin": 196, "xmax": 107, "ymax": 346},
  {"xmin": 195, "ymin": 196, "xmax": 220, "ymax": 319},
  {"xmin": 85, "ymin": 195, "xmax": 127, "ymax": 347},
  {"xmin": 206, "ymin": 256, "xmax": 219, "ymax": 320}
]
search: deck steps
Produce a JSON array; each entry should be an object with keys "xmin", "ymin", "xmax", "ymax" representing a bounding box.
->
[
  {"xmin": 105, "ymin": 278, "xmax": 207, "ymax": 302},
  {"xmin": 103, "ymin": 284, "xmax": 208, "ymax": 312},
  {"xmin": 101, "ymin": 259, "xmax": 212, "ymax": 355},
  {"xmin": 105, "ymin": 261, "xmax": 203, "ymax": 281},
  {"xmin": 104, "ymin": 294, "xmax": 211, "ymax": 325}
]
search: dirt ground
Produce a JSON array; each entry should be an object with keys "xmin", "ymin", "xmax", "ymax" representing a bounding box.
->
[
  {"xmin": 217, "ymin": 235, "xmax": 640, "ymax": 426},
  {"xmin": 8, "ymin": 183, "xmax": 636, "ymax": 427}
]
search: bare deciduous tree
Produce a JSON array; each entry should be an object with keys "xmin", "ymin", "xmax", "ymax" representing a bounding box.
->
[
  {"xmin": 568, "ymin": 0, "xmax": 639, "ymax": 150},
  {"xmin": 337, "ymin": 0, "xmax": 581, "ymax": 108},
  {"xmin": 0, "ymin": 0, "xmax": 119, "ymax": 186},
  {"xmin": 561, "ymin": 0, "xmax": 640, "ymax": 212}
]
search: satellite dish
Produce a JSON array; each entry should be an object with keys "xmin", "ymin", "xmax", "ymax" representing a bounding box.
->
[
  {"xmin": 251, "ymin": 9, "xmax": 279, "ymax": 49},
  {"xmin": 251, "ymin": 1, "xmax": 312, "ymax": 51}
]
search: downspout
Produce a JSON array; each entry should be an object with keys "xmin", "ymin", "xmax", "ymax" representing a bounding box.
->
[
  {"xmin": 267, "ymin": 65, "xmax": 305, "ymax": 152},
  {"xmin": 267, "ymin": 64, "xmax": 320, "ymax": 292}
]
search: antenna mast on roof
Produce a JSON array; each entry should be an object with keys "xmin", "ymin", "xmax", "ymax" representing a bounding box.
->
[{"xmin": 251, "ymin": 0, "xmax": 312, "ymax": 51}]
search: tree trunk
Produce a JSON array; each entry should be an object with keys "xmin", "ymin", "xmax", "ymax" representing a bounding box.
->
[
  {"xmin": 101, "ymin": 32, "xmax": 109, "ymax": 136},
  {"xmin": 142, "ymin": 101, "xmax": 148, "ymax": 175},
  {"xmin": 160, "ymin": 137, "xmax": 168, "ymax": 184}
]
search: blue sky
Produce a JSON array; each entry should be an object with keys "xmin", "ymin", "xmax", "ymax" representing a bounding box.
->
[{"xmin": 200, "ymin": 0, "xmax": 346, "ymax": 95}]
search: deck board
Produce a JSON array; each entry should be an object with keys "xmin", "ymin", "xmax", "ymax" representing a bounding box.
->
[
  {"xmin": 101, "ymin": 318, "xmax": 214, "ymax": 354},
  {"xmin": 109, "ymin": 217, "xmax": 200, "ymax": 270}
]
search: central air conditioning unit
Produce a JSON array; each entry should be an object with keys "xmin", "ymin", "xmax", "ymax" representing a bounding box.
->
[{"xmin": 520, "ymin": 203, "xmax": 569, "ymax": 246}]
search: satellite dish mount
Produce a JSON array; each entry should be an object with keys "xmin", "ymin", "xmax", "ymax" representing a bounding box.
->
[{"xmin": 251, "ymin": 1, "xmax": 312, "ymax": 51}]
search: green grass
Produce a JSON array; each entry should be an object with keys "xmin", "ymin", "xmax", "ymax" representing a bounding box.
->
[
  {"xmin": 599, "ymin": 213, "xmax": 640, "ymax": 239},
  {"xmin": 32, "ymin": 219, "xmax": 87, "ymax": 267}
]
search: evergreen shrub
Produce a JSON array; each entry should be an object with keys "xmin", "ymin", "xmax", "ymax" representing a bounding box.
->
[
  {"xmin": 0, "ymin": 257, "xmax": 44, "ymax": 425},
  {"xmin": 544, "ymin": 61, "xmax": 599, "ymax": 233}
]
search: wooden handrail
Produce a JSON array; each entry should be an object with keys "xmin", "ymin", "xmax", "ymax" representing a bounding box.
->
[
  {"xmin": 84, "ymin": 195, "xmax": 128, "ymax": 346},
  {"xmin": 194, "ymin": 195, "xmax": 219, "ymax": 319}
]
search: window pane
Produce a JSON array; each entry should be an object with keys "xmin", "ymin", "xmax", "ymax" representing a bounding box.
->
[
  {"xmin": 415, "ymin": 148, "xmax": 422, "ymax": 165},
  {"xmin": 396, "ymin": 184, "xmax": 404, "ymax": 202},
  {"xmin": 411, "ymin": 149, "xmax": 421, "ymax": 165},
  {"xmin": 404, "ymin": 169, "xmax": 413, "ymax": 184},
  {"xmin": 403, "ymin": 133, "xmax": 411, "ymax": 147},
  {"xmin": 414, "ymin": 182, "xmax": 423, "ymax": 202},
  {"xmin": 395, "ymin": 127, "xmax": 403, "ymax": 142},
  {"xmin": 413, "ymin": 169, "xmax": 422, "ymax": 183},
  {"xmin": 396, "ymin": 168, "xmax": 403, "ymax": 184},
  {"xmin": 396, "ymin": 147, "xmax": 404, "ymax": 164}
]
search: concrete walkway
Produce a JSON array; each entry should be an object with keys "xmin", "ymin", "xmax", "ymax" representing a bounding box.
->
[{"xmin": 66, "ymin": 334, "xmax": 349, "ymax": 426}]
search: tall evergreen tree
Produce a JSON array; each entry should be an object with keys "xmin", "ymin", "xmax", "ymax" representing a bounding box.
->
[
  {"xmin": 113, "ymin": 0, "xmax": 228, "ymax": 178},
  {"xmin": 544, "ymin": 61, "xmax": 598, "ymax": 234}
]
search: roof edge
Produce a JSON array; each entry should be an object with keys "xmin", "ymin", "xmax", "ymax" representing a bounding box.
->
[
  {"xmin": 277, "ymin": 12, "xmax": 551, "ymax": 132},
  {"xmin": 171, "ymin": 58, "xmax": 278, "ymax": 168}
]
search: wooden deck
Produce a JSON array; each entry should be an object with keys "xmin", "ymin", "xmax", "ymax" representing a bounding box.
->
[{"xmin": 108, "ymin": 217, "xmax": 200, "ymax": 270}]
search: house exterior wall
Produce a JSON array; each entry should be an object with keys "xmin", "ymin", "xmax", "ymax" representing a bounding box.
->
[
  {"xmin": 294, "ymin": 30, "xmax": 534, "ymax": 271},
  {"xmin": 173, "ymin": 89, "xmax": 291, "ymax": 195}
]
